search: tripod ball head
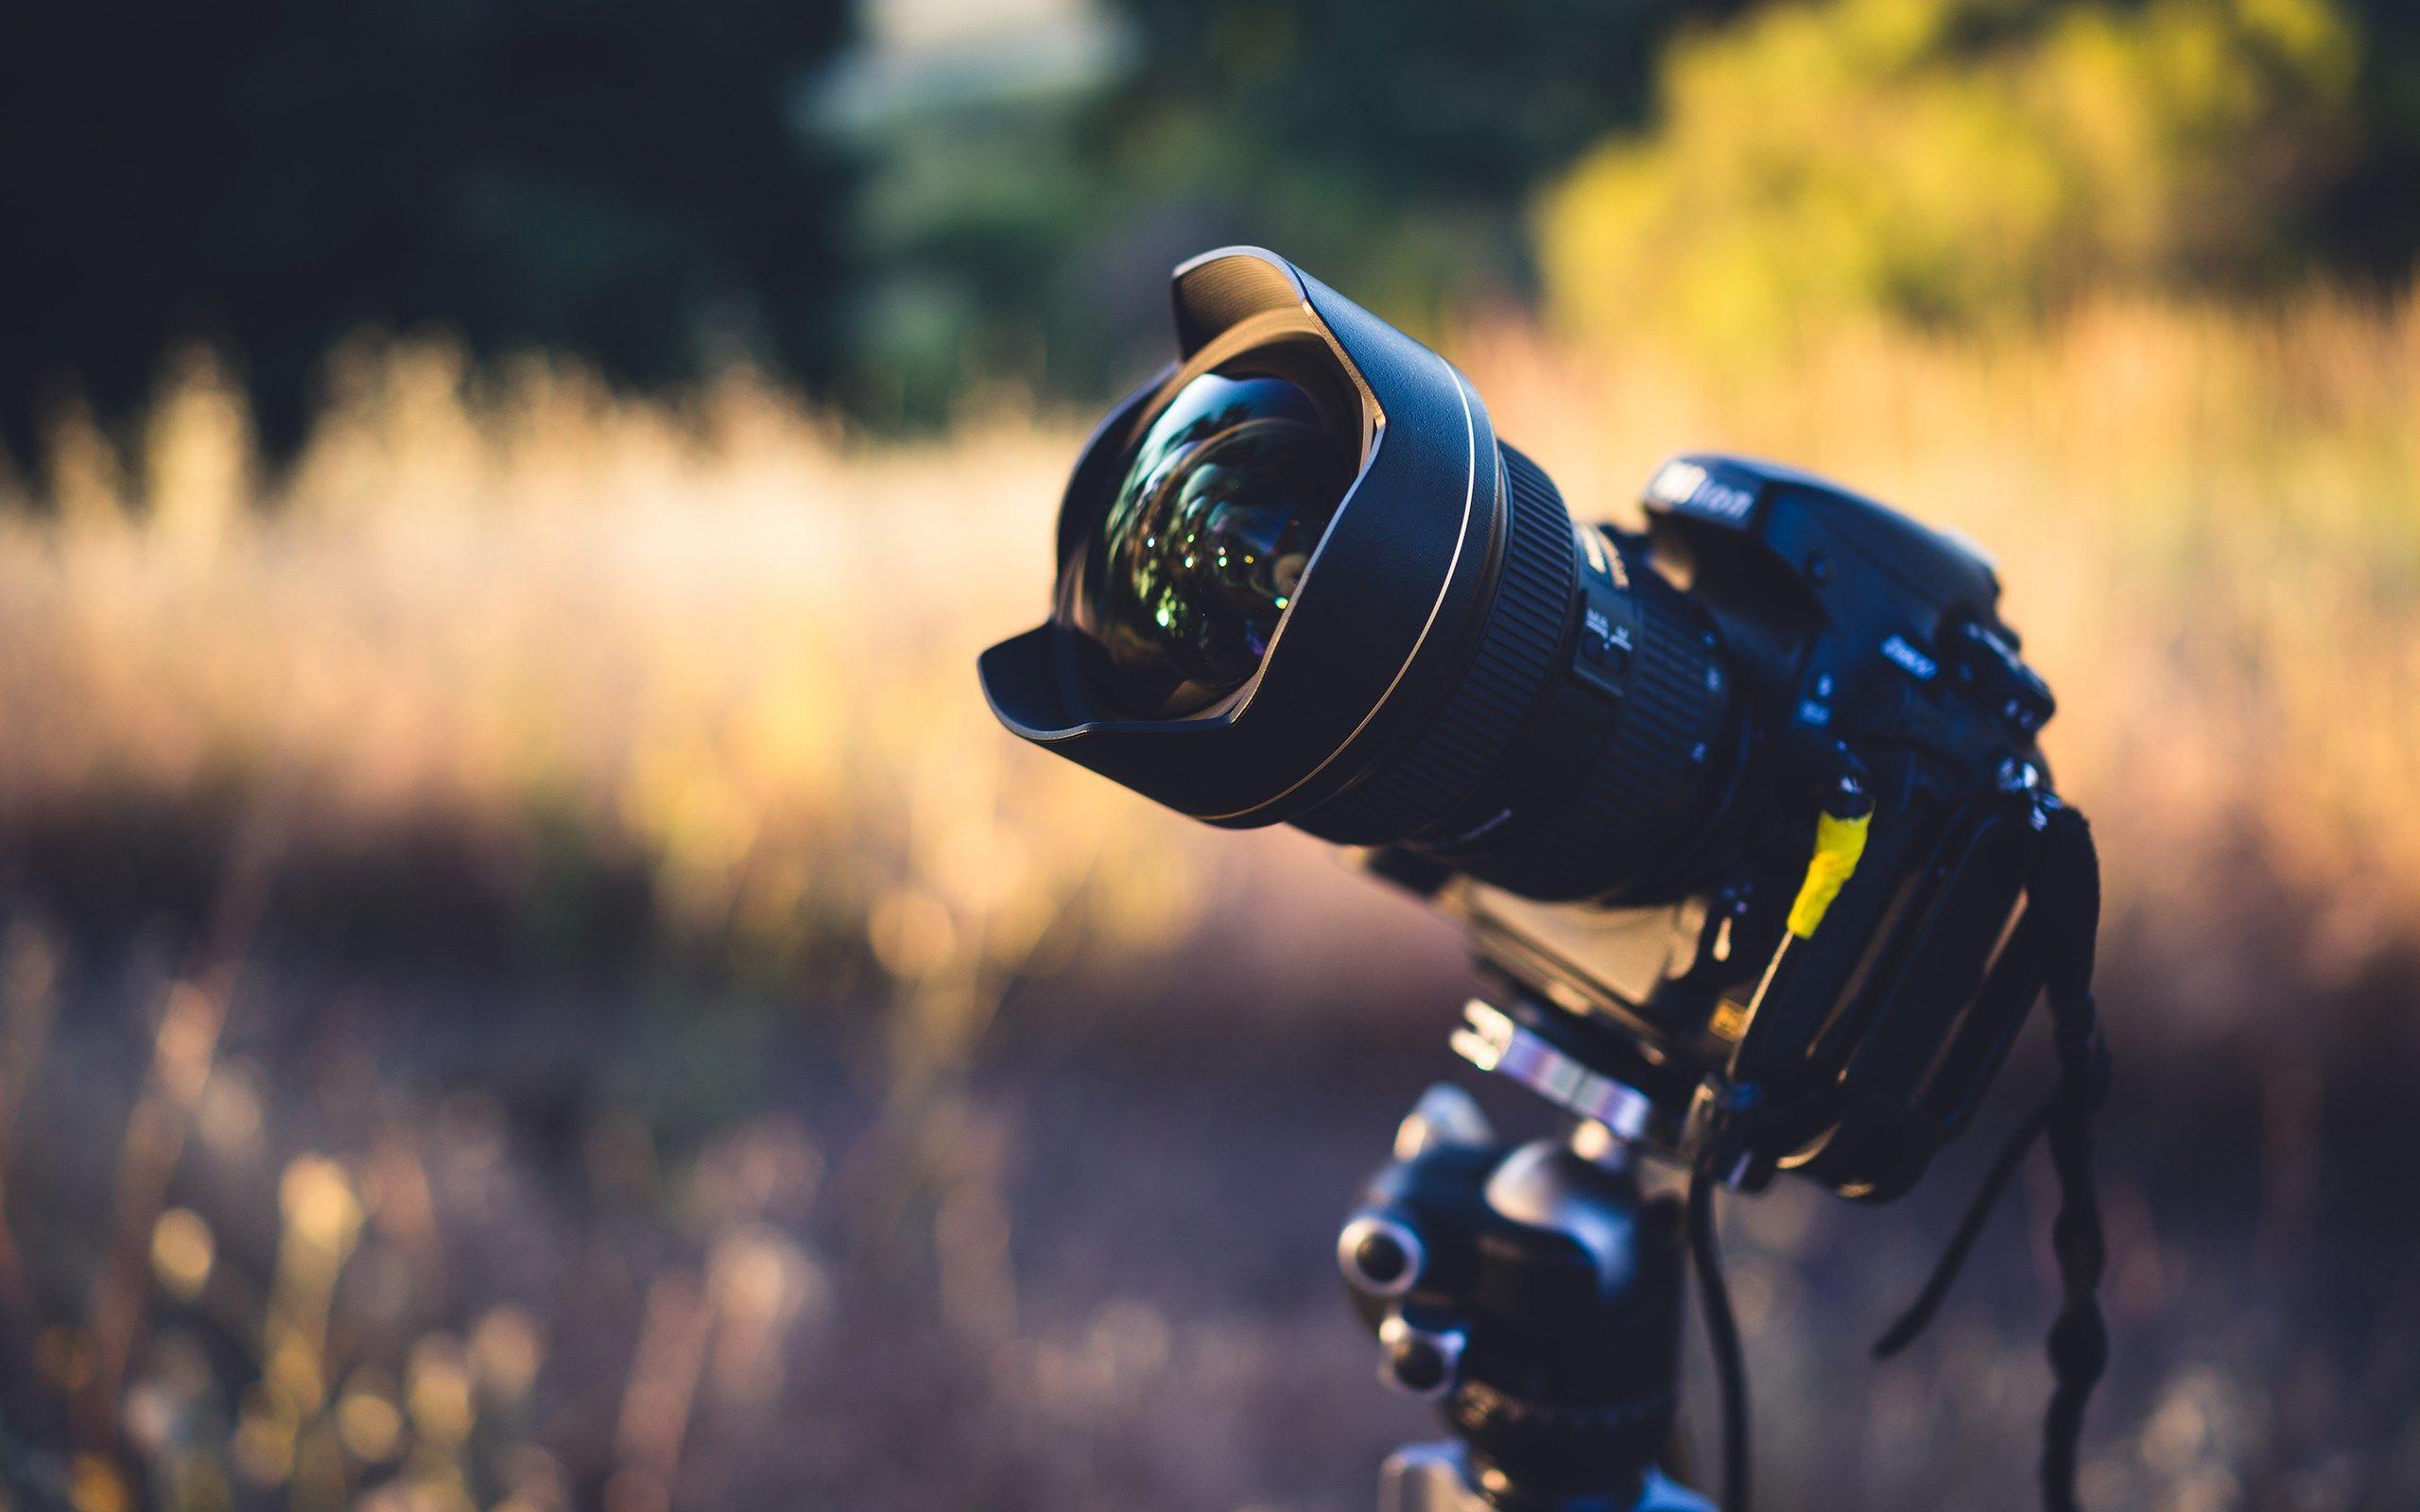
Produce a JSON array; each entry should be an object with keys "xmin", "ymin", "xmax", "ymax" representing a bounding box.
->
[{"xmin": 1341, "ymin": 1086, "xmax": 1690, "ymax": 1509}]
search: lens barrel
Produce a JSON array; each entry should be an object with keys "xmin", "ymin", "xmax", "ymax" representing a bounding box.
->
[
  {"xmin": 977, "ymin": 247, "xmax": 1742, "ymax": 906},
  {"xmin": 1291, "ymin": 444, "xmax": 1578, "ymax": 845},
  {"xmin": 1436, "ymin": 459, "xmax": 1737, "ymax": 902}
]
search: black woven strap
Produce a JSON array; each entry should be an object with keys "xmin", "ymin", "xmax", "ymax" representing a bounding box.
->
[
  {"xmin": 1869, "ymin": 801, "xmax": 2109, "ymax": 1512},
  {"xmin": 2032, "ymin": 804, "xmax": 2109, "ymax": 1512}
]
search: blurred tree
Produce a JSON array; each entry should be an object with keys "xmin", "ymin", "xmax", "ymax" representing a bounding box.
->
[
  {"xmin": 823, "ymin": 0, "xmax": 1735, "ymax": 423},
  {"xmin": 2324, "ymin": 0, "xmax": 2420, "ymax": 275},
  {"xmin": 1536, "ymin": 0, "xmax": 2362, "ymax": 352},
  {"xmin": 0, "ymin": 0, "xmax": 852, "ymax": 462},
  {"xmin": 1092, "ymin": 0, "xmax": 1755, "ymax": 319},
  {"xmin": 1110, "ymin": 4, "xmax": 1687, "ymax": 211},
  {"xmin": 9, "ymin": 0, "xmax": 2415, "ymax": 451}
]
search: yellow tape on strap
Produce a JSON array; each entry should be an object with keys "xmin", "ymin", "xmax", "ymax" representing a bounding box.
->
[{"xmin": 1787, "ymin": 810, "xmax": 1872, "ymax": 939}]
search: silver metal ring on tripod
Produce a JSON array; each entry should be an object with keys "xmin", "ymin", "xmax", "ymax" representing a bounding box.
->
[{"xmin": 1449, "ymin": 999, "xmax": 1657, "ymax": 1140}]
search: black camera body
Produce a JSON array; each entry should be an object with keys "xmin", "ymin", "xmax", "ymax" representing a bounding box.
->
[
  {"xmin": 980, "ymin": 247, "xmax": 2072, "ymax": 1207},
  {"xmin": 1414, "ymin": 455, "xmax": 2063, "ymax": 1202}
]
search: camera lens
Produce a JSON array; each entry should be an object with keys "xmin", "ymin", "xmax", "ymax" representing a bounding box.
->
[
  {"xmin": 979, "ymin": 247, "xmax": 1741, "ymax": 902},
  {"xmin": 1077, "ymin": 372, "xmax": 1355, "ymax": 716}
]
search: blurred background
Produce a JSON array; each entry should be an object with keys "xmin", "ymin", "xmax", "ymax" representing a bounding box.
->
[{"xmin": 0, "ymin": 0, "xmax": 2415, "ymax": 1507}]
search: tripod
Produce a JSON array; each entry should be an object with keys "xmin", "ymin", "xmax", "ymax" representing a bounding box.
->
[{"xmin": 1340, "ymin": 1051, "xmax": 1719, "ymax": 1512}]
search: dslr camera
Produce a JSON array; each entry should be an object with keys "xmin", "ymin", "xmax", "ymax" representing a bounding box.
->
[{"xmin": 978, "ymin": 247, "xmax": 2073, "ymax": 1201}]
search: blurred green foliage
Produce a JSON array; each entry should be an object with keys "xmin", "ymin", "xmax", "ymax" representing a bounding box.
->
[
  {"xmin": 832, "ymin": 0, "xmax": 1728, "ymax": 421},
  {"xmin": 1094, "ymin": 0, "xmax": 1717, "ymax": 293},
  {"xmin": 1537, "ymin": 0, "xmax": 2363, "ymax": 350},
  {"xmin": 5, "ymin": 0, "xmax": 2420, "ymax": 447},
  {"xmin": 836, "ymin": 0, "xmax": 2420, "ymax": 416}
]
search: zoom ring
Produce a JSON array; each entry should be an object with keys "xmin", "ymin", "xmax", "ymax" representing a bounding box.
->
[
  {"xmin": 1463, "ymin": 568, "xmax": 1728, "ymax": 902},
  {"xmin": 1300, "ymin": 446, "xmax": 1578, "ymax": 844}
]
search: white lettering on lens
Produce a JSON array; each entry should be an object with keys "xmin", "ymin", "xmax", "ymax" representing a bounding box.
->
[{"xmin": 1576, "ymin": 524, "xmax": 1609, "ymax": 577}]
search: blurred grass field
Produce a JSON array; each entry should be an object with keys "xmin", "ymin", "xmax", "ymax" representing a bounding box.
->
[
  {"xmin": 0, "ymin": 289, "xmax": 2417, "ymax": 1511},
  {"xmin": 3, "ymin": 288, "xmax": 2416, "ymax": 1026}
]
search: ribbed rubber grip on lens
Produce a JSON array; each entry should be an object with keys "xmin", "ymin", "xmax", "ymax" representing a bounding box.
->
[
  {"xmin": 1463, "ymin": 566, "xmax": 1729, "ymax": 902},
  {"xmin": 1300, "ymin": 446, "xmax": 1577, "ymax": 845}
]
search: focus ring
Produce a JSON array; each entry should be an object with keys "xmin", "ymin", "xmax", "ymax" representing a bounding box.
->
[
  {"xmin": 1299, "ymin": 446, "xmax": 1577, "ymax": 843},
  {"xmin": 1462, "ymin": 566, "xmax": 1728, "ymax": 902}
]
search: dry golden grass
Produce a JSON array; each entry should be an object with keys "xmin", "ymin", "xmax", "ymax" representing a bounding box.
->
[
  {"xmin": 1, "ymin": 291, "xmax": 2415, "ymax": 1045},
  {"xmin": 4, "ymin": 343, "xmax": 1235, "ymax": 1073},
  {"xmin": 0, "ymin": 297, "xmax": 2411, "ymax": 1507}
]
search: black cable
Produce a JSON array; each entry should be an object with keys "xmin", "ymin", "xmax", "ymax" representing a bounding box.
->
[
  {"xmin": 1686, "ymin": 1155, "xmax": 1750, "ymax": 1512},
  {"xmin": 1872, "ymin": 1096, "xmax": 2052, "ymax": 1359}
]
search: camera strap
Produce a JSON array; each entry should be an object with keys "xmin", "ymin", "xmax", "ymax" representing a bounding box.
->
[{"xmin": 1869, "ymin": 800, "xmax": 2110, "ymax": 1512}]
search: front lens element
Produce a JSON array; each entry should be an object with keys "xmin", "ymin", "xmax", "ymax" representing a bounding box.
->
[{"xmin": 1080, "ymin": 372, "xmax": 1353, "ymax": 714}]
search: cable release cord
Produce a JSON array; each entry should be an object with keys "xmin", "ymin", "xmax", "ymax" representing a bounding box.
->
[
  {"xmin": 1869, "ymin": 801, "xmax": 2111, "ymax": 1512},
  {"xmin": 1683, "ymin": 751, "xmax": 1871, "ymax": 1512},
  {"xmin": 1685, "ymin": 1155, "xmax": 1749, "ymax": 1512}
]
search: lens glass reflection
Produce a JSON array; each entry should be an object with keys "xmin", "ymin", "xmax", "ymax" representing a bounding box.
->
[{"xmin": 1080, "ymin": 372, "xmax": 1353, "ymax": 713}]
